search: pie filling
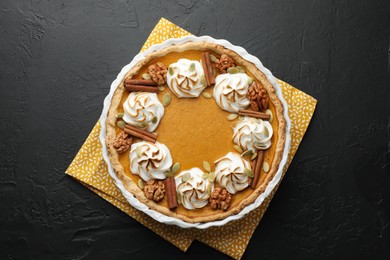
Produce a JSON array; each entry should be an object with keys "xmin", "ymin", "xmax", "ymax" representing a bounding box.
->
[{"xmin": 110, "ymin": 48, "xmax": 281, "ymax": 220}]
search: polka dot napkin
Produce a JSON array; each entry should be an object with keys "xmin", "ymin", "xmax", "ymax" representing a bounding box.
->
[{"xmin": 66, "ymin": 18, "xmax": 317, "ymax": 260}]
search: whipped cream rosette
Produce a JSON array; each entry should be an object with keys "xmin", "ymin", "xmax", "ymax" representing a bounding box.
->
[
  {"xmin": 175, "ymin": 168, "xmax": 213, "ymax": 210},
  {"xmin": 232, "ymin": 116, "xmax": 273, "ymax": 152},
  {"xmin": 214, "ymin": 152, "xmax": 251, "ymax": 194},
  {"xmin": 167, "ymin": 59, "xmax": 206, "ymax": 98},
  {"xmin": 123, "ymin": 92, "xmax": 164, "ymax": 132},
  {"xmin": 213, "ymin": 73, "xmax": 251, "ymax": 112},
  {"xmin": 129, "ymin": 141, "xmax": 172, "ymax": 182}
]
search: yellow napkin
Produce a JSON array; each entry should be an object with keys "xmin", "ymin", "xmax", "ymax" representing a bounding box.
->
[{"xmin": 66, "ymin": 18, "xmax": 317, "ymax": 260}]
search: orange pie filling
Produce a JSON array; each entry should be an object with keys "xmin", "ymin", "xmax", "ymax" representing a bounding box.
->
[{"xmin": 112, "ymin": 50, "xmax": 279, "ymax": 219}]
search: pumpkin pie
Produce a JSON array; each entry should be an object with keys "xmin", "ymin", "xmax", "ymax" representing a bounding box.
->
[{"xmin": 104, "ymin": 40, "xmax": 287, "ymax": 224}]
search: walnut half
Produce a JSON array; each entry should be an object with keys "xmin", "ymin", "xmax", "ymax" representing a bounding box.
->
[
  {"xmin": 215, "ymin": 54, "xmax": 236, "ymax": 73},
  {"xmin": 148, "ymin": 62, "xmax": 167, "ymax": 85},
  {"xmin": 246, "ymin": 81, "xmax": 269, "ymax": 112},
  {"xmin": 112, "ymin": 131, "xmax": 133, "ymax": 153},
  {"xmin": 144, "ymin": 179, "xmax": 165, "ymax": 202},
  {"xmin": 209, "ymin": 187, "xmax": 232, "ymax": 211}
]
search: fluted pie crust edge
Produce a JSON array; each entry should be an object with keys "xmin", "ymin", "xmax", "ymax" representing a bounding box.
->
[{"xmin": 105, "ymin": 41, "xmax": 286, "ymax": 223}]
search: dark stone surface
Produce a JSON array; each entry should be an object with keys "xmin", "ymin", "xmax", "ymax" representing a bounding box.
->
[{"xmin": 1, "ymin": 0, "xmax": 389, "ymax": 259}]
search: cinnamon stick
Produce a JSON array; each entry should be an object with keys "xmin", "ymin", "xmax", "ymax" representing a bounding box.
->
[
  {"xmin": 123, "ymin": 127, "xmax": 156, "ymax": 143},
  {"xmin": 165, "ymin": 177, "xmax": 178, "ymax": 210},
  {"xmin": 206, "ymin": 54, "xmax": 216, "ymax": 86},
  {"xmin": 124, "ymin": 79, "xmax": 157, "ymax": 86},
  {"xmin": 201, "ymin": 52, "xmax": 216, "ymax": 87},
  {"xmin": 250, "ymin": 150, "xmax": 264, "ymax": 189},
  {"xmin": 238, "ymin": 109, "xmax": 270, "ymax": 120},
  {"xmin": 124, "ymin": 84, "xmax": 158, "ymax": 93},
  {"xmin": 201, "ymin": 53, "xmax": 209, "ymax": 86},
  {"xmin": 125, "ymin": 124, "xmax": 157, "ymax": 140}
]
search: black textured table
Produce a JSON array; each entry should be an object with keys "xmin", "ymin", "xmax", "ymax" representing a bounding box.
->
[{"xmin": 1, "ymin": 1, "xmax": 389, "ymax": 259}]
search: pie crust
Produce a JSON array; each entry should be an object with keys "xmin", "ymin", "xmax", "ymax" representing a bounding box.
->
[{"xmin": 105, "ymin": 41, "xmax": 287, "ymax": 224}]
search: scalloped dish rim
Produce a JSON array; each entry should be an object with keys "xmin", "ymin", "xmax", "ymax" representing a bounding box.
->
[{"xmin": 99, "ymin": 35, "xmax": 291, "ymax": 229}]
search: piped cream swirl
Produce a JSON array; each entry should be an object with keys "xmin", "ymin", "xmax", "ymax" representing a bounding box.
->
[
  {"xmin": 214, "ymin": 152, "xmax": 251, "ymax": 194},
  {"xmin": 167, "ymin": 59, "xmax": 206, "ymax": 98},
  {"xmin": 213, "ymin": 73, "xmax": 250, "ymax": 112},
  {"xmin": 123, "ymin": 92, "xmax": 164, "ymax": 132},
  {"xmin": 129, "ymin": 141, "xmax": 172, "ymax": 182},
  {"xmin": 175, "ymin": 168, "xmax": 213, "ymax": 210},
  {"xmin": 232, "ymin": 117, "xmax": 273, "ymax": 152}
]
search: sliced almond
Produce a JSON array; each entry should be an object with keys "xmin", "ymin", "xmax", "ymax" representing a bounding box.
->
[
  {"xmin": 176, "ymin": 191, "xmax": 182, "ymax": 204},
  {"xmin": 208, "ymin": 171, "xmax": 216, "ymax": 182},
  {"xmin": 227, "ymin": 67, "xmax": 239, "ymax": 74},
  {"xmin": 233, "ymin": 145, "xmax": 243, "ymax": 153},
  {"xmin": 164, "ymin": 171, "xmax": 174, "ymax": 178},
  {"xmin": 202, "ymin": 92, "xmax": 212, "ymax": 99},
  {"xmin": 251, "ymin": 152, "xmax": 258, "ymax": 160},
  {"xmin": 201, "ymin": 76, "xmax": 207, "ymax": 87},
  {"xmin": 207, "ymin": 183, "xmax": 212, "ymax": 194},
  {"xmin": 235, "ymin": 66, "xmax": 245, "ymax": 73},
  {"xmin": 255, "ymin": 143, "xmax": 268, "ymax": 150},
  {"xmin": 142, "ymin": 73, "xmax": 151, "ymax": 80},
  {"xmin": 265, "ymin": 109, "xmax": 273, "ymax": 122},
  {"xmin": 203, "ymin": 161, "xmax": 211, "ymax": 172},
  {"xmin": 227, "ymin": 113, "xmax": 238, "ymax": 121},
  {"xmin": 241, "ymin": 150, "xmax": 253, "ymax": 158},
  {"xmin": 115, "ymin": 112, "xmax": 124, "ymax": 119},
  {"xmin": 247, "ymin": 77, "xmax": 254, "ymax": 85},
  {"xmin": 244, "ymin": 168, "xmax": 254, "ymax": 178},
  {"xmin": 171, "ymin": 162, "xmax": 181, "ymax": 174},
  {"xmin": 181, "ymin": 172, "xmax": 190, "ymax": 182},
  {"xmin": 263, "ymin": 162, "xmax": 270, "ymax": 173},
  {"xmin": 139, "ymin": 122, "xmax": 149, "ymax": 128},
  {"xmin": 138, "ymin": 179, "xmax": 144, "ymax": 189},
  {"xmin": 209, "ymin": 53, "xmax": 217, "ymax": 62},
  {"xmin": 162, "ymin": 93, "xmax": 171, "ymax": 107},
  {"xmin": 116, "ymin": 120, "xmax": 125, "ymax": 129}
]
